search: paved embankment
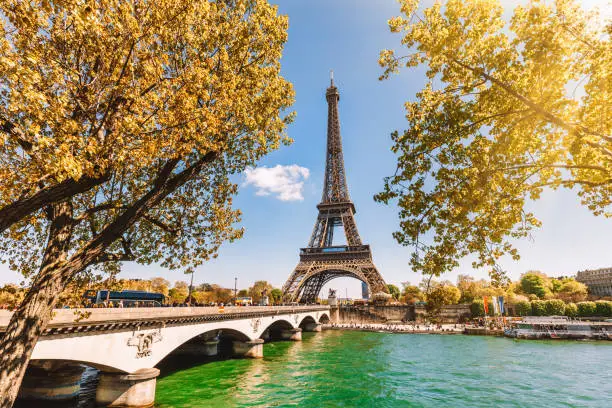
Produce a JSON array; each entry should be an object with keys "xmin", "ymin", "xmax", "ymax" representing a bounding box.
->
[{"xmin": 323, "ymin": 323, "xmax": 464, "ymax": 335}]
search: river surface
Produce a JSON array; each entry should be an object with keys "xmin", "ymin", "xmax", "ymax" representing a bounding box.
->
[
  {"xmin": 17, "ymin": 331, "xmax": 612, "ymax": 407},
  {"xmin": 154, "ymin": 331, "xmax": 612, "ymax": 407}
]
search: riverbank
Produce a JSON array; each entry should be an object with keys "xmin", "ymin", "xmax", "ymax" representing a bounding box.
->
[
  {"xmin": 323, "ymin": 323, "xmax": 465, "ymax": 335},
  {"xmin": 323, "ymin": 320, "xmax": 612, "ymax": 341}
]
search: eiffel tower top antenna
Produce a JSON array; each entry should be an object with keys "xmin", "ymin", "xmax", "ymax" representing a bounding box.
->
[
  {"xmin": 330, "ymin": 69, "xmax": 334, "ymax": 86},
  {"xmin": 322, "ymin": 69, "xmax": 349, "ymax": 205}
]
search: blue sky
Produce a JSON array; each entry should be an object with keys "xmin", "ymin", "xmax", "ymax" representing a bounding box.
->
[{"xmin": 2, "ymin": 1, "xmax": 610, "ymax": 297}]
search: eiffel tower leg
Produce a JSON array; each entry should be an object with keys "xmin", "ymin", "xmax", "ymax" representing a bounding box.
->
[
  {"xmin": 308, "ymin": 216, "xmax": 329, "ymax": 248},
  {"xmin": 341, "ymin": 209, "xmax": 362, "ymax": 246},
  {"xmin": 360, "ymin": 265, "xmax": 387, "ymax": 295},
  {"xmin": 282, "ymin": 262, "xmax": 313, "ymax": 303},
  {"xmin": 299, "ymin": 274, "xmax": 327, "ymax": 304}
]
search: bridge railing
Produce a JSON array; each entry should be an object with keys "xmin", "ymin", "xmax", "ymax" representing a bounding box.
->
[{"xmin": 0, "ymin": 305, "xmax": 330, "ymax": 329}]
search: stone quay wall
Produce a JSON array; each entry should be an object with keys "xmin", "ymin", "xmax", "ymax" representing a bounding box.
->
[
  {"xmin": 337, "ymin": 304, "xmax": 471, "ymax": 324},
  {"xmin": 338, "ymin": 305, "xmax": 415, "ymax": 323}
]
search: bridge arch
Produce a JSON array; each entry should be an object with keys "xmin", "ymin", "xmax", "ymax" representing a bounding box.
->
[
  {"xmin": 28, "ymin": 358, "xmax": 124, "ymax": 373},
  {"xmin": 298, "ymin": 315, "xmax": 317, "ymax": 328},
  {"xmin": 319, "ymin": 313, "xmax": 330, "ymax": 324},
  {"xmin": 24, "ymin": 308, "xmax": 328, "ymax": 373},
  {"xmin": 259, "ymin": 318, "xmax": 296, "ymax": 341}
]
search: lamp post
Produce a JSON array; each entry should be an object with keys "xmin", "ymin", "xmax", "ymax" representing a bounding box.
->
[
  {"xmin": 234, "ymin": 277, "xmax": 238, "ymax": 304},
  {"xmin": 187, "ymin": 270, "xmax": 194, "ymax": 306}
]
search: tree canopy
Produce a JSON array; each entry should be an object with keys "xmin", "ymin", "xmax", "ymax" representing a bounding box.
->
[
  {"xmin": 1, "ymin": 0, "xmax": 294, "ymax": 281},
  {"xmin": 520, "ymin": 272, "xmax": 550, "ymax": 298},
  {"xmin": 425, "ymin": 283, "xmax": 461, "ymax": 315},
  {"xmin": 0, "ymin": 1, "xmax": 294, "ymax": 404},
  {"xmin": 376, "ymin": 0, "xmax": 611, "ymax": 282},
  {"xmin": 248, "ymin": 280, "xmax": 274, "ymax": 304}
]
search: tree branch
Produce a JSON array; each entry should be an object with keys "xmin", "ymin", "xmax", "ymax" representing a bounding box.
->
[
  {"xmin": 60, "ymin": 151, "xmax": 218, "ymax": 276},
  {"xmin": 450, "ymin": 58, "xmax": 612, "ymax": 142},
  {"xmin": 142, "ymin": 214, "xmax": 180, "ymax": 235},
  {"xmin": 0, "ymin": 172, "xmax": 110, "ymax": 234}
]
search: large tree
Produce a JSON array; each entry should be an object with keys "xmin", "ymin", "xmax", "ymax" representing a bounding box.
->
[
  {"xmin": 0, "ymin": 0, "xmax": 293, "ymax": 405},
  {"xmin": 376, "ymin": 0, "xmax": 610, "ymax": 282},
  {"xmin": 519, "ymin": 272, "xmax": 550, "ymax": 299},
  {"xmin": 425, "ymin": 283, "xmax": 461, "ymax": 315},
  {"xmin": 248, "ymin": 280, "xmax": 273, "ymax": 304}
]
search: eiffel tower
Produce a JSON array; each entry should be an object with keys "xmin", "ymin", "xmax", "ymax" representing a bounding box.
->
[{"xmin": 282, "ymin": 75, "xmax": 388, "ymax": 303}]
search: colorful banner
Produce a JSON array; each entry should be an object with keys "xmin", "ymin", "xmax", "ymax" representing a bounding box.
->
[
  {"xmin": 498, "ymin": 296, "xmax": 505, "ymax": 315},
  {"xmin": 483, "ymin": 296, "xmax": 489, "ymax": 315},
  {"xmin": 492, "ymin": 296, "xmax": 499, "ymax": 315}
]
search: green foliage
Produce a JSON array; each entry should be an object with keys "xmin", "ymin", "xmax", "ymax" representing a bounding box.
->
[
  {"xmin": 531, "ymin": 300, "xmax": 547, "ymax": 316},
  {"xmin": 168, "ymin": 287, "xmax": 188, "ymax": 304},
  {"xmin": 425, "ymin": 284, "xmax": 461, "ymax": 315},
  {"xmin": 544, "ymin": 299, "xmax": 565, "ymax": 316},
  {"xmin": 401, "ymin": 284, "xmax": 424, "ymax": 304},
  {"xmin": 595, "ymin": 301, "xmax": 612, "ymax": 317},
  {"xmin": 377, "ymin": 0, "xmax": 611, "ymax": 282},
  {"xmin": 270, "ymin": 289, "xmax": 283, "ymax": 305},
  {"xmin": 557, "ymin": 280, "xmax": 588, "ymax": 303},
  {"xmin": 0, "ymin": 284, "xmax": 26, "ymax": 309},
  {"xmin": 521, "ymin": 274, "xmax": 549, "ymax": 299},
  {"xmin": 577, "ymin": 302, "xmax": 597, "ymax": 317},
  {"xmin": 456, "ymin": 275, "xmax": 505, "ymax": 303},
  {"xmin": 564, "ymin": 303, "xmax": 578, "ymax": 318},
  {"xmin": 248, "ymin": 281, "xmax": 274, "ymax": 304},
  {"xmin": 471, "ymin": 299, "xmax": 495, "ymax": 317},
  {"xmin": 387, "ymin": 284, "xmax": 401, "ymax": 300},
  {"xmin": 550, "ymin": 279, "xmax": 563, "ymax": 293},
  {"xmin": 471, "ymin": 300, "xmax": 485, "ymax": 317},
  {"xmin": 514, "ymin": 300, "xmax": 531, "ymax": 316}
]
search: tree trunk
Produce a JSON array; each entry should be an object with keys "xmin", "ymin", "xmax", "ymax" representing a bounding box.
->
[
  {"xmin": 0, "ymin": 201, "xmax": 74, "ymax": 408},
  {"xmin": 0, "ymin": 152, "xmax": 217, "ymax": 407}
]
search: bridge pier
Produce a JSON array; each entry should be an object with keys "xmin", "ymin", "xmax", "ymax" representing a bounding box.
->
[
  {"xmin": 330, "ymin": 306, "xmax": 340, "ymax": 322},
  {"xmin": 18, "ymin": 361, "xmax": 84, "ymax": 402},
  {"xmin": 280, "ymin": 327, "xmax": 302, "ymax": 341},
  {"xmin": 96, "ymin": 368, "xmax": 159, "ymax": 407},
  {"xmin": 261, "ymin": 330, "xmax": 271, "ymax": 342},
  {"xmin": 303, "ymin": 322, "xmax": 322, "ymax": 332},
  {"xmin": 232, "ymin": 339, "xmax": 264, "ymax": 358},
  {"xmin": 175, "ymin": 336, "xmax": 220, "ymax": 357}
]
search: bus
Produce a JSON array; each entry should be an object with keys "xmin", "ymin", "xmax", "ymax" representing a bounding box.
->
[
  {"xmin": 235, "ymin": 297, "xmax": 252, "ymax": 306},
  {"xmin": 83, "ymin": 290, "xmax": 165, "ymax": 307}
]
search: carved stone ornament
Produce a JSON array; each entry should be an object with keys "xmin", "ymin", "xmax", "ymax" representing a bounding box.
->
[
  {"xmin": 127, "ymin": 329, "xmax": 163, "ymax": 358},
  {"xmin": 250, "ymin": 318, "xmax": 261, "ymax": 333}
]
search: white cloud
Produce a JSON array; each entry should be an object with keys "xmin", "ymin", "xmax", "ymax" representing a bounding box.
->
[{"xmin": 244, "ymin": 164, "xmax": 310, "ymax": 202}]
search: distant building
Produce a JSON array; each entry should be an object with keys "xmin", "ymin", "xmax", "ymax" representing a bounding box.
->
[
  {"xmin": 576, "ymin": 268, "xmax": 612, "ymax": 297},
  {"xmin": 361, "ymin": 282, "xmax": 369, "ymax": 299}
]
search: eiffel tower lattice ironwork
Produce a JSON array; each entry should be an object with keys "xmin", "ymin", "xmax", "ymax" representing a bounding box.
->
[{"xmin": 282, "ymin": 75, "xmax": 388, "ymax": 303}]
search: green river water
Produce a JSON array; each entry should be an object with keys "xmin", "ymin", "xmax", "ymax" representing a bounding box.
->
[{"xmin": 153, "ymin": 331, "xmax": 611, "ymax": 408}]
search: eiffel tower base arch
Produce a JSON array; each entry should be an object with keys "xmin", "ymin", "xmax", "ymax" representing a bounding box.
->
[{"xmin": 283, "ymin": 247, "xmax": 387, "ymax": 304}]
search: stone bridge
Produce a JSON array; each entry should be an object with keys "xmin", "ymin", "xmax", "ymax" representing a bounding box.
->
[{"xmin": 0, "ymin": 305, "xmax": 330, "ymax": 407}]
